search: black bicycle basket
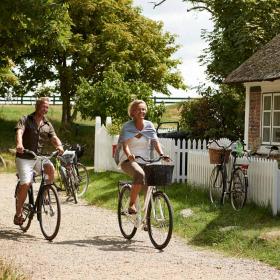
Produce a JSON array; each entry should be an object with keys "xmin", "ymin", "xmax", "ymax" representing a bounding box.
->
[
  {"xmin": 71, "ymin": 144, "xmax": 84, "ymax": 159},
  {"xmin": 143, "ymin": 164, "xmax": 174, "ymax": 186}
]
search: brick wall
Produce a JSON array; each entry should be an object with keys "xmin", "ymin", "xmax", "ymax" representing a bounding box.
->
[{"xmin": 248, "ymin": 86, "xmax": 261, "ymax": 149}]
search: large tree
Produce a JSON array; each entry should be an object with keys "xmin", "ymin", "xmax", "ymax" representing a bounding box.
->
[
  {"xmin": 0, "ymin": 0, "xmax": 71, "ymax": 88},
  {"xmin": 5, "ymin": 0, "xmax": 185, "ymax": 126},
  {"xmin": 153, "ymin": 0, "xmax": 280, "ymax": 83}
]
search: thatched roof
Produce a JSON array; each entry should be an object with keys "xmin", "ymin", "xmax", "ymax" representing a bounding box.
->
[{"xmin": 224, "ymin": 33, "xmax": 280, "ymax": 84}]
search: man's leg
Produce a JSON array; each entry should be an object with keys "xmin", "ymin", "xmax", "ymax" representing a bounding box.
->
[
  {"xmin": 16, "ymin": 183, "xmax": 30, "ymax": 217},
  {"xmin": 43, "ymin": 163, "xmax": 55, "ymax": 184},
  {"xmin": 15, "ymin": 158, "xmax": 34, "ymax": 225}
]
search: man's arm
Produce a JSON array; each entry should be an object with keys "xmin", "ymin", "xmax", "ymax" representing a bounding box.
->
[
  {"xmin": 16, "ymin": 129, "xmax": 24, "ymax": 154},
  {"xmin": 51, "ymin": 136, "xmax": 64, "ymax": 154}
]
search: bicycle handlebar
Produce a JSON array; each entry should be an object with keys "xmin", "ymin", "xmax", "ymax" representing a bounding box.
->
[
  {"xmin": 134, "ymin": 155, "xmax": 171, "ymax": 163},
  {"xmin": 23, "ymin": 149, "xmax": 59, "ymax": 160},
  {"xmin": 208, "ymin": 139, "xmax": 234, "ymax": 150}
]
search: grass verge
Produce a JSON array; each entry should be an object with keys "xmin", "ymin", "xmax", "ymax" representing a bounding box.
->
[
  {"xmin": 0, "ymin": 258, "xmax": 27, "ymax": 280},
  {"xmin": 84, "ymin": 170, "xmax": 280, "ymax": 269}
]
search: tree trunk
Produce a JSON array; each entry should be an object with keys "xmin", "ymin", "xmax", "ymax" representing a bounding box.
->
[{"xmin": 59, "ymin": 57, "xmax": 72, "ymax": 127}]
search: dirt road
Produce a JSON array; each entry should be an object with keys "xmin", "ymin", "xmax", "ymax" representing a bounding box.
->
[{"xmin": 0, "ymin": 173, "xmax": 279, "ymax": 280}]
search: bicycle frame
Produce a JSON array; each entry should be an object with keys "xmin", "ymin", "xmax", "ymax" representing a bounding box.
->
[
  {"xmin": 227, "ymin": 152, "xmax": 249, "ymax": 192},
  {"xmin": 16, "ymin": 152, "xmax": 57, "ymax": 220}
]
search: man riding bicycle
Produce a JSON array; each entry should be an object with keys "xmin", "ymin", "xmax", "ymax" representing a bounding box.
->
[{"xmin": 14, "ymin": 97, "xmax": 64, "ymax": 225}]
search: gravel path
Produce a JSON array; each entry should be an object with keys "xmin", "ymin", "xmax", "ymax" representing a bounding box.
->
[{"xmin": 0, "ymin": 173, "xmax": 279, "ymax": 280}]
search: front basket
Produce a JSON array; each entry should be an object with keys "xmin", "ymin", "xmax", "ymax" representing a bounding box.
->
[
  {"xmin": 208, "ymin": 148, "xmax": 231, "ymax": 164},
  {"xmin": 143, "ymin": 164, "xmax": 174, "ymax": 186}
]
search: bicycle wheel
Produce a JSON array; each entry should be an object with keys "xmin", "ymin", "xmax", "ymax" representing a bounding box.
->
[
  {"xmin": 39, "ymin": 184, "xmax": 61, "ymax": 241},
  {"xmin": 117, "ymin": 185, "xmax": 137, "ymax": 239},
  {"xmin": 209, "ymin": 166, "xmax": 224, "ymax": 206},
  {"xmin": 74, "ymin": 163, "xmax": 89, "ymax": 197},
  {"xmin": 15, "ymin": 183, "xmax": 33, "ymax": 232},
  {"xmin": 57, "ymin": 164, "xmax": 67, "ymax": 191},
  {"xmin": 147, "ymin": 191, "xmax": 173, "ymax": 250},
  {"xmin": 69, "ymin": 171, "xmax": 78, "ymax": 204},
  {"xmin": 230, "ymin": 168, "xmax": 248, "ymax": 210}
]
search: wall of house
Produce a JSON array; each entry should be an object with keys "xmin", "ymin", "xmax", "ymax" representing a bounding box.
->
[{"xmin": 244, "ymin": 80, "xmax": 280, "ymax": 150}]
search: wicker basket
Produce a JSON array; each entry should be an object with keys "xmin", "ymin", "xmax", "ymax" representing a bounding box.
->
[
  {"xmin": 208, "ymin": 148, "xmax": 231, "ymax": 164},
  {"xmin": 143, "ymin": 164, "xmax": 174, "ymax": 186}
]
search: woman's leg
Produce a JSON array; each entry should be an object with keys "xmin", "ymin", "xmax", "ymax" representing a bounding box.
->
[{"xmin": 121, "ymin": 161, "xmax": 146, "ymax": 213}]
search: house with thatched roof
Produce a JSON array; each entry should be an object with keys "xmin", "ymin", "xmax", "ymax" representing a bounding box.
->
[{"xmin": 225, "ymin": 33, "xmax": 280, "ymax": 152}]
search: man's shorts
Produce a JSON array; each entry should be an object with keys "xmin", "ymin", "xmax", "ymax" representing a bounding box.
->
[{"xmin": 16, "ymin": 157, "xmax": 54, "ymax": 185}]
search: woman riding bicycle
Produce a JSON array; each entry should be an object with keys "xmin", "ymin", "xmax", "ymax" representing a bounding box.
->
[{"xmin": 114, "ymin": 99, "xmax": 169, "ymax": 215}]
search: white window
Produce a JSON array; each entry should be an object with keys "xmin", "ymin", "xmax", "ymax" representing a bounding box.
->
[{"xmin": 262, "ymin": 93, "xmax": 280, "ymax": 144}]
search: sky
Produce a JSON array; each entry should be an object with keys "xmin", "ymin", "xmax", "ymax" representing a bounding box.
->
[{"xmin": 133, "ymin": 0, "xmax": 213, "ymax": 98}]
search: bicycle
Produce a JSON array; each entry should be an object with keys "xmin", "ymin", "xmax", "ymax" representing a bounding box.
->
[
  {"xmin": 209, "ymin": 140, "xmax": 250, "ymax": 210},
  {"xmin": 117, "ymin": 156, "xmax": 174, "ymax": 250},
  {"xmin": 54, "ymin": 144, "xmax": 89, "ymax": 203},
  {"xmin": 14, "ymin": 150, "xmax": 61, "ymax": 241},
  {"xmin": 252, "ymin": 145, "xmax": 279, "ymax": 159}
]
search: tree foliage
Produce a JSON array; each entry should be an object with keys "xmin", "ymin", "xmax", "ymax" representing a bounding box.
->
[
  {"xmin": 0, "ymin": 0, "xmax": 71, "ymax": 88},
  {"xmin": 180, "ymin": 85, "xmax": 244, "ymax": 139},
  {"xmin": 154, "ymin": 0, "xmax": 280, "ymax": 83},
  {"xmin": 2, "ymin": 0, "xmax": 185, "ymax": 125}
]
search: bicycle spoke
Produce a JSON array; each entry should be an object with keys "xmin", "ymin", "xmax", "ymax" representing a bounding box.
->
[
  {"xmin": 209, "ymin": 166, "xmax": 224, "ymax": 206},
  {"xmin": 117, "ymin": 185, "xmax": 137, "ymax": 239},
  {"xmin": 147, "ymin": 191, "xmax": 173, "ymax": 250},
  {"xmin": 231, "ymin": 169, "xmax": 247, "ymax": 210},
  {"xmin": 39, "ymin": 185, "xmax": 61, "ymax": 241}
]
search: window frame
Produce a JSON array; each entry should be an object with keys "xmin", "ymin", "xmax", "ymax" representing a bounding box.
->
[{"xmin": 262, "ymin": 92, "xmax": 280, "ymax": 145}]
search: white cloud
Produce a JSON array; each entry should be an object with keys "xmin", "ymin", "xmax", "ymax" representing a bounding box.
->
[{"xmin": 133, "ymin": 0, "xmax": 213, "ymax": 97}]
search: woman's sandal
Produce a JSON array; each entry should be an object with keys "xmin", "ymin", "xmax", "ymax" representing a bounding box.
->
[
  {"xmin": 128, "ymin": 207, "xmax": 137, "ymax": 215},
  {"xmin": 13, "ymin": 214, "xmax": 24, "ymax": 226}
]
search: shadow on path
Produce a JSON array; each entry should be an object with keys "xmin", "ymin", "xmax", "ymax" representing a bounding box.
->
[{"xmin": 55, "ymin": 235, "xmax": 156, "ymax": 253}]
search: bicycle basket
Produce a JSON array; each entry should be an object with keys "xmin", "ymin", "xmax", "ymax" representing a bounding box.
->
[
  {"xmin": 143, "ymin": 164, "xmax": 174, "ymax": 186},
  {"xmin": 60, "ymin": 150, "xmax": 76, "ymax": 165},
  {"xmin": 71, "ymin": 144, "xmax": 84, "ymax": 159},
  {"xmin": 208, "ymin": 148, "xmax": 231, "ymax": 164}
]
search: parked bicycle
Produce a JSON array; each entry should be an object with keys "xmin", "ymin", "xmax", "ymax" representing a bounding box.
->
[
  {"xmin": 209, "ymin": 140, "xmax": 250, "ymax": 210},
  {"xmin": 14, "ymin": 149, "xmax": 61, "ymax": 241},
  {"xmin": 55, "ymin": 143, "xmax": 89, "ymax": 203},
  {"xmin": 118, "ymin": 156, "xmax": 174, "ymax": 250},
  {"xmin": 252, "ymin": 145, "xmax": 279, "ymax": 159}
]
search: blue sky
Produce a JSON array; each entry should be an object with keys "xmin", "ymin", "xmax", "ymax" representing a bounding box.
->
[{"xmin": 133, "ymin": 0, "xmax": 213, "ymax": 97}]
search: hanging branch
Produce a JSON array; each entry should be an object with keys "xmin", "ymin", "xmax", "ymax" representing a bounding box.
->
[
  {"xmin": 187, "ymin": 5, "xmax": 214, "ymax": 14},
  {"xmin": 150, "ymin": 0, "xmax": 214, "ymax": 14},
  {"xmin": 149, "ymin": 0, "xmax": 167, "ymax": 9}
]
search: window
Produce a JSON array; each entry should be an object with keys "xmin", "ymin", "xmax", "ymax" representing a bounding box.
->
[{"xmin": 262, "ymin": 93, "xmax": 280, "ymax": 144}]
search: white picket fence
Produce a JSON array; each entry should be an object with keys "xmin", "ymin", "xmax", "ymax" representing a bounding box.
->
[{"xmin": 94, "ymin": 117, "xmax": 280, "ymax": 215}]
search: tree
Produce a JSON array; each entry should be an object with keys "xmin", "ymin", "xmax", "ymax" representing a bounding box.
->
[
  {"xmin": 0, "ymin": 0, "xmax": 71, "ymax": 88},
  {"xmin": 5, "ymin": 0, "xmax": 185, "ymax": 126},
  {"xmin": 152, "ymin": 0, "xmax": 280, "ymax": 83},
  {"xmin": 180, "ymin": 85, "xmax": 244, "ymax": 139}
]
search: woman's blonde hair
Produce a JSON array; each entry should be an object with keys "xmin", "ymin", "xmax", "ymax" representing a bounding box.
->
[{"xmin": 128, "ymin": 99, "xmax": 147, "ymax": 118}]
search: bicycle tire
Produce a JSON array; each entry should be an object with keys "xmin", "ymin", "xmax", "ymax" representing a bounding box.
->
[
  {"xmin": 69, "ymin": 171, "xmax": 78, "ymax": 204},
  {"xmin": 117, "ymin": 185, "xmax": 137, "ymax": 239},
  {"xmin": 230, "ymin": 168, "xmax": 248, "ymax": 210},
  {"xmin": 209, "ymin": 166, "xmax": 224, "ymax": 206},
  {"xmin": 39, "ymin": 183, "xmax": 61, "ymax": 241},
  {"xmin": 15, "ymin": 182, "xmax": 33, "ymax": 232},
  {"xmin": 67, "ymin": 165, "xmax": 78, "ymax": 204},
  {"xmin": 147, "ymin": 191, "xmax": 173, "ymax": 250},
  {"xmin": 74, "ymin": 163, "xmax": 89, "ymax": 197},
  {"xmin": 57, "ymin": 164, "xmax": 67, "ymax": 191}
]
